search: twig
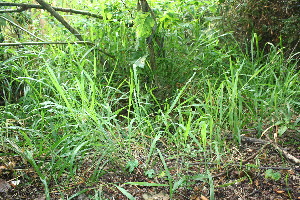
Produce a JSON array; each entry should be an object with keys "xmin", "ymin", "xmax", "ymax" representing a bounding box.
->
[
  {"xmin": 217, "ymin": 125, "xmax": 300, "ymax": 179},
  {"xmin": 260, "ymin": 124, "xmax": 275, "ymax": 139}
]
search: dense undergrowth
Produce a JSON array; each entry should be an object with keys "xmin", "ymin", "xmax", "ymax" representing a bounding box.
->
[{"xmin": 0, "ymin": 0, "xmax": 299, "ymax": 199}]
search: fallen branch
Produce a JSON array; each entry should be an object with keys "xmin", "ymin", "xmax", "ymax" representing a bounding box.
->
[
  {"xmin": 0, "ymin": 42, "xmax": 115, "ymax": 59},
  {"xmin": 212, "ymin": 143, "xmax": 270, "ymax": 178},
  {"xmin": 0, "ymin": 2, "xmax": 103, "ymax": 19},
  {"xmin": 240, "ymin": 136, "xmax": 269, "ymax": 144},
  {"xmin": 255, "ymin": 124, "xmax": 300, "ymax": 164},
  {"xmin": 265, "ymin": 134, "xmax": 300, "ymax": 164},
  {"xmin": 227, "ymin": 125, "xmax": 300, "ymax": 166},
  {"xmin": 241, "ymin": 129, "xmax": 299, "ymax": 164},
  {"xmin": 190, "ymin": 162, "xmax": 299, "ymax": 171}
]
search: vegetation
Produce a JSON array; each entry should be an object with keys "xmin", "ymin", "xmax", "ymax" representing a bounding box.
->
[
  {"xmin": 219, "ymin": 0, "xmax": 300, "ymax": 55},
  {"xmin": 0, "ymin": 0, "xmax": 299, "ymax": 199}
]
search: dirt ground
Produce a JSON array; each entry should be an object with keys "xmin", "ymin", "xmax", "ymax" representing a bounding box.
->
[{"xmin": 1, "ymin": 129, "xmax": 299, "ymax": 200}]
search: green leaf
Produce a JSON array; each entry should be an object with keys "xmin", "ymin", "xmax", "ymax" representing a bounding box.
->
[
  {"xmin": 245, "ymin": 164, "xmax": 259, "ymax": 169},
  {"xmin": 201, "ymin": 121, "xmax": 207, "ymax": 149},
  {"xmin": 159, "ymin": 12, "xmax": 180, "ymax": 29},
  {"xmin": 0, "ymin": 18, "xmax": 6, "ymax": 26},
  {"xmin": 157, "ymin": 171, "xmax": 166, "ymax": 178},
  {"xmin": 133, "ymin": 13, "xmax": 155, "ymax": 38},
  {"xmin": 278, "ymin": 126, "xmax": 287, "ymax": 136}
]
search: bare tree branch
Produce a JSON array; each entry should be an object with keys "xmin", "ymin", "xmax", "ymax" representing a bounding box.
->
[
  {"xmin": 0, "ymin": 2, "xmax": 115, "ymax": 61},
  {"xmin": 0, "ymin": 2, "xmax": 103, "ymax": 19},
  {"xmin": 0, "ymin": 41, "xmax": 92, "ymax": 46},
  {"xmin": 0, "ymin": 41, "xmax": 115, "ymax": 59},
  {"xmin": 35, "ymin": 0, "xmax": 83, "ymax": 41}
]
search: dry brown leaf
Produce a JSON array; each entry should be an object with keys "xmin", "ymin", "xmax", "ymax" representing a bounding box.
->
[
  {"xmin": 275, "ymin": 190, "xmax": 285, "ymax": 194},
  {"xmin": 6, "ymin": 161, "xmax": 16, "ymax": 169},
  {"xmin": 200, "ymin": 195, "xmax": 209, "ymax": 200},
  {"xmin": 254, "ymin": 179, "xmax": 259, "ymax": 187},
  {"xmin": 0, "ymin": 179, "xmax": 11, "ymax": 193}
]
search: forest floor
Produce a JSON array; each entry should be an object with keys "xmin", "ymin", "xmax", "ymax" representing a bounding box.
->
[{"xmin": 0, "ymin": 127, "xmax": 299, "ymax": 200}]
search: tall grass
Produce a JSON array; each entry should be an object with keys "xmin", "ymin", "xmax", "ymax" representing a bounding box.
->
[{"xmin": 0, "ymin": 0, "xmax": 299, "ymax": 199}]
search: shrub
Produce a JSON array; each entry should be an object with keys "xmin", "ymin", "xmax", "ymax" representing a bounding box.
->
[{"xmin": 219, "ymin": 0, "xmax": 300, "ymax": 55}]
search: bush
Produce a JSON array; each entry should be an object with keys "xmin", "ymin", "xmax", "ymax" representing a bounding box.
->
[{"xmin": 219, "ymin": 0, "xmax": 300, "ymax": 55}]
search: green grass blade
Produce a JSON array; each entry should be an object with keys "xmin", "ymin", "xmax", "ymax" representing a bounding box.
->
[{"xmin": 115, "ymin": 185, "xmax": 136, "ymax": 200}]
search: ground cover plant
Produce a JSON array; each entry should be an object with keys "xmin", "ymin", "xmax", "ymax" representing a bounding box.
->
[{"xmin": 0, "ymin": 0, "xmax": 299, "ymax": 199}]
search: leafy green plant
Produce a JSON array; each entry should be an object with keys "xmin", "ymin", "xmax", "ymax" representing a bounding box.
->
[
  {"xmin": 144, "ymin": 169, "xmax": 155, "ymax": 178},
  {"xmin": 265, "ymin": 169, "xmax": 281, "ymax": 181},
  {"xmin": 126, "ymin": 159, "xmax": 139, "ymax": 173}
]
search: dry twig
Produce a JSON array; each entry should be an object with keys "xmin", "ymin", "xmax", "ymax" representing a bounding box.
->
[{"xmin": 212, "ymin": 143, "xmax": 270, "ymax": 178}]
